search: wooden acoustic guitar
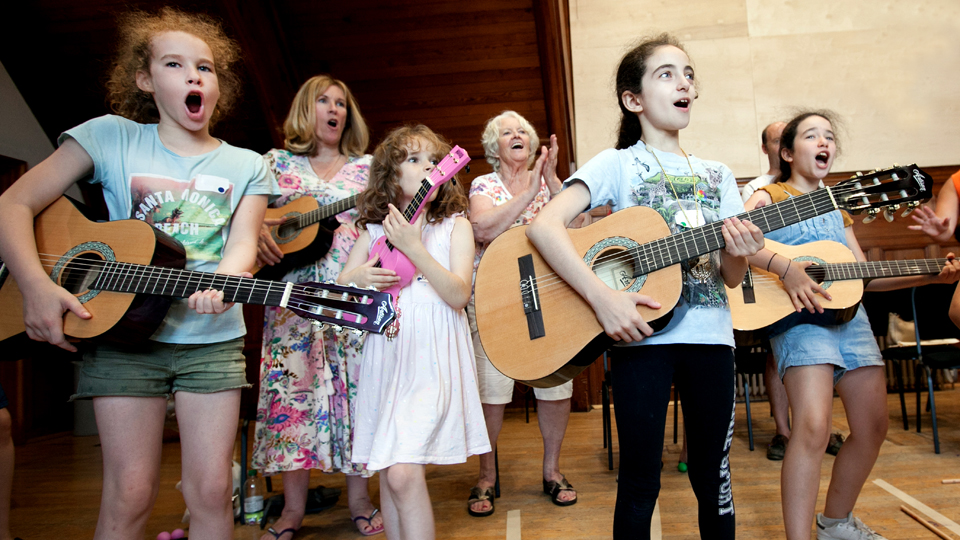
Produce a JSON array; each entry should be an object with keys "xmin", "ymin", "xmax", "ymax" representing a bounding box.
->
[
  {"xmin": 727, "ymin": 238, "xmax": 952, "ymax": 344},
  {"xmin": 252, "ymin": 193, "xmax": 358, "ymax": 280},
  {"xmin": 0, "ymin": 197, "xmax": 396, "ymax": 345},
  {"xmin": 473, "ymin": 164, "xmax": 933, "ymax": 387}
]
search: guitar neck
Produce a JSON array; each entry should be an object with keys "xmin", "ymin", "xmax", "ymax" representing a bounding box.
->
[
  {"xmin": 631, "ymin": 188, "xmax": 838, "ymax": 277},
  {"xmin": 818, "ymin": 259, "xmax": 950, "ymax": 281},
  {"xmin": 381, "ymin": 179, "xmax": 433, "ymax": 253},
  {"xmin": 293, "ymin": 194, "xmax": 359, "ymax": 230},
  {"xmin": 89, "ymin": 261, "xmax": 289, "ymax": 306}
]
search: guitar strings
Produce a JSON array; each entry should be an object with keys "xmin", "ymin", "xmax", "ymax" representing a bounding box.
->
[
  {"xmin": 31, "ymin": 254, "xmax": 376, "ymax": 322},
  {"xmin": 515, "ymin": 182, "xmax": 916, "ymax": 296}
]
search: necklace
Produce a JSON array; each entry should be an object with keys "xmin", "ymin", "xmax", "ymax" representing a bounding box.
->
[
  {"xmin": 644, "ymin": 142, "xmax": 700, "ymax": 228},
  {"xmin": 310, "ymin": 154, "xmax": 346, "ymax": 180},
  {"xmin": 644, "ymin": 142, "xmax": 714, "ymax": 282}
]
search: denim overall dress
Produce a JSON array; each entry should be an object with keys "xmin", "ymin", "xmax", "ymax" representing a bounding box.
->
[{"xmin": 764, "ymin": 190, "xmax": 883, "ymax": 384}]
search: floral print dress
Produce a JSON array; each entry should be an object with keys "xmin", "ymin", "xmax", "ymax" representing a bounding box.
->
[{"xmin": 253, "ymin": 149, "xmax": 373, "ymax": 476}]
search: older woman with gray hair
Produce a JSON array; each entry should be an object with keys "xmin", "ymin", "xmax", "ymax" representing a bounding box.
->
[{"xmin": 465, "ymin": 110, "xmax": 578, "ymax": 517}]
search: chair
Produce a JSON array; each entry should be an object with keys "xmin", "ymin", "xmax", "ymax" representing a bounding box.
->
[
  {"xmin": 881, "ymin": 285, "xmax": 960, "ymax": 454},
  {"xmin": 601, "ymin": 351, "xmax": 614, "ymax": 470},
  {"xmin": 734, "ymin": 344, "xmax": 769, "ymax": 451}
]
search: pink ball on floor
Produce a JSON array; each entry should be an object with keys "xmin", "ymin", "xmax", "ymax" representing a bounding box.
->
[
  {"xmin": 171, "ymin": 530, "xmax": 185, "ymax": 539},
  {"xmin": 157, "ymin": 532, "xmax": 172, "ymax": 540}
]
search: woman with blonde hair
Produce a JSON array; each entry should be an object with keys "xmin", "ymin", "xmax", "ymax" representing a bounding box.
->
[{"xmin": 252, "ymin": 75, "xmax": 382, "ymax": 539}]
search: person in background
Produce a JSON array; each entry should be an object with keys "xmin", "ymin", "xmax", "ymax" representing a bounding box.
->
[{"xmin": 466, "ymin": 111, "xmax": 578, "ymax": 517}]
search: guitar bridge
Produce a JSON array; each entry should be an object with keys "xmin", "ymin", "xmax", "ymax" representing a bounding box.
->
[
  {"xmin": 518, "ymin": 254, "xmax": 545, "ymax": 340},
  {"xmin": 740, "ymin": 267, "xmax": 756, "ymax": 304}
]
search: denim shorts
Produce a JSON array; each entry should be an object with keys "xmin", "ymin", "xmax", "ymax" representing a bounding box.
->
[
  {"xmin": 771, "ymin": 305, "xmax": 883, "ymax": 385},
  {"xmin": 72, "ymin": 338, "xmax": 250, "ymax": 400}
]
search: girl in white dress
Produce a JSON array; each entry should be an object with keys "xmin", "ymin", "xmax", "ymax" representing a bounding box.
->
[{"xmin": 338, "ymin": 125, "xmax": 490, "ymax": 540}]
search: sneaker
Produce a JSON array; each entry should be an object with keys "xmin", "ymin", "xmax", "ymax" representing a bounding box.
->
[
  {"xmin": 766, "ymin": 434, "xmax": 788, "ymax": 461},
  {"xmin": 816, "ymin": 512, "xmax": 888, "ymax": 540},
  {"xmin": 826, "ymin": 432, "xmax": 845, "ymax": 456}
]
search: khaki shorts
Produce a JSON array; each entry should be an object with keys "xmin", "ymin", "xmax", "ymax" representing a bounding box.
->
[{"xmin": 73, "ymin": 338, "xmax": 250, "ymax": 400}]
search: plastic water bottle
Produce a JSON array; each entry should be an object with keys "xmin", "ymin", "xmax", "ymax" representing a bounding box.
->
[{"xmin": 243, "ymin": 470, "xmax": 265, "ymax": 525}]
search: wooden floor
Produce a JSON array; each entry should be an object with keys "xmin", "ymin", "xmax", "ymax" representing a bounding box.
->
[{"xmin": 11, "ymin": 389, "xmax": 960, "ymax": 539}]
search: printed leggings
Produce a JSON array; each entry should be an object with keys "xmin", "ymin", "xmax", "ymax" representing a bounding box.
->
[{"xmin": 610, "ymin": 344, "xmax": 737, "ymax": 540}]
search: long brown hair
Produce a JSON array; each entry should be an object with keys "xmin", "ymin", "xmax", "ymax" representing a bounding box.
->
[
  {"xmin": 356, "ymin": 125, "xmax": 468, "ymax": 230},
  {"xmin": 107, "ymin": 7, "xmax": 241, "ymax": 126}
]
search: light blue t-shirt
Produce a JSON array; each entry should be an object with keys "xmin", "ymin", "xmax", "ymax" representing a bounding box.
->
[
  {"xmin": 567, "ymin": 141, "xmax": 745, "ymax": 347},
  {"xmin": 60, "ymin": 114, "xmax": 280, "ymax": 344}
]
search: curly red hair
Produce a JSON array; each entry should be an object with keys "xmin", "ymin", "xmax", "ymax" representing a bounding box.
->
[{"xmin": 106, "ymin": 7, "xmax": 241, "ymax": 127}]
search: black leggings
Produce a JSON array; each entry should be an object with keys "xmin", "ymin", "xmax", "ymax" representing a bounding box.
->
[{"xmin": 610, "ymin": 344, "xmax": 736, "ymax": 540}]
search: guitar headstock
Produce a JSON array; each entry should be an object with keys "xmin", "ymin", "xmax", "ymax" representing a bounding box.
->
[
  {"xmin": 830, "ymin": 164, "xmax": 933, "ymax": 223},
  {"xmin": 285, "ymin": 281, "xmax": 396, "ymax": 335},
  {"xmin": 406, "ymin": 145, "xmax": 472, "ymax": 223}
]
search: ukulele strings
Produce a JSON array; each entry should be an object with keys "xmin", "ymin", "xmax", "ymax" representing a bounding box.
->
[
  {"xmin": 33, "ymin": 254, "xmax": 373, "ymax": 319},
  {"xmin": 519, "ymin": 182, "xmax": 906, "ymax": 297}
]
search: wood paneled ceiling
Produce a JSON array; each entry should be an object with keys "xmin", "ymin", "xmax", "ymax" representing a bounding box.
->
[{"xmin": 1, "ymin": 0, "xmax": 575, "ymax": 183}]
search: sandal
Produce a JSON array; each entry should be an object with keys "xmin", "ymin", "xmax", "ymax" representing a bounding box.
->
[
  {"xmin": 352, "ymin": 508, "xmax": 384, "ymax": 536},
  {"xmin": 542, "ymin": 475, "xmax": 577, "ymax": 507},
  {"xmin": 467, "ymin": 486, "xmax": 496, "ymax": 517},
  {"xmin": 266, "ymin": 527, "xmax": 297, "ymax": 540}
]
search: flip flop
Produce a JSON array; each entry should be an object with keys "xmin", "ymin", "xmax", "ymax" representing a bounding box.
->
[
  {"xmin": 467, "ymin": 486, "xmax": 496, "ymax": 517},
  {"xmin": 266, "ymin": 527, "xmax": 297, "ymax": 540},
  {"xmin": 352, "ymin": 508, "xmax": 384, "ymax": 536}
]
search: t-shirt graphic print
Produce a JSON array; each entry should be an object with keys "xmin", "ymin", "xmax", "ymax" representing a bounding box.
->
[{"xmin": 131, "ymin": 173, "xmax": 234, "ymax": 263}]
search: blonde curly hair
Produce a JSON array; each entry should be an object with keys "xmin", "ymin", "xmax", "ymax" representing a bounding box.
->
[{"xmin": 106, "ymin": 7, "xmax": 241, "ymax": 127}]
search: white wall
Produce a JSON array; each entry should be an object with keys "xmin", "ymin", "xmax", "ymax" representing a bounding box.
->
[
  {"xmin": 0, "ymin": 60, "xmax": 54, "ymax": 169},
  {"xmin": 570, "ymin": 0, "xmax": 960, "ymax": 178}
]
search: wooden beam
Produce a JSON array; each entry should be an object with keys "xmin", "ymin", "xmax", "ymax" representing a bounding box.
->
[
  {"xmin": 533, "ymin": 0, "xmax": 577, "ymax": 179},
  {"xmin": 217, "ymin": 0, "xmax": 302, "ymax": 149}
]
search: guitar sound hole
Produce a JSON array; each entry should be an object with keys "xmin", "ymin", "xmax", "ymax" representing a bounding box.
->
[
  {"xmin": 593, "ymin": 247, "xmax": 636, "ymax": 291},
  {"xmin": 60, "ymin": 252, "xmax": 106, "ymax": 294}
]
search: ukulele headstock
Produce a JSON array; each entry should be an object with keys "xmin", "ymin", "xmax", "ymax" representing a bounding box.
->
[{"xmin": 831, "ymin": 164, "xmax": 932, "ymax": 223}]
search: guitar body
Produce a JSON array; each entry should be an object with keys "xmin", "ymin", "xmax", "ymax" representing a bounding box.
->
[
  {"xmin": 0, "ymin": 197, "xmax": 184, "ymax": 344},
  {"xmin": 474, "ymin": 206, "xmax": 681, "ymax": 387},
  {"xmin": 727, "ymin": 239, "xmax": 862, "ymax": 344},
  {"xmin": 254, "ymin": 196, "xmax": 338, "ymax": 280}
]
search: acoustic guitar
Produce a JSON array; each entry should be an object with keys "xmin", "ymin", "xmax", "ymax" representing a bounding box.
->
[
  {"xmin": 473, "ymin": 164, "xmax": 932, "ymax": 387},
  {"xmin": 0, "ymin": 197, "xmax": 396, "ymax": 345},
  {"xmin": 369, "ymin": 145, "xmax": 470, "ymax": 297},
  {"xmin": 252, "ymin": 193, "xmax": 358, "ymax": 280},
  {"xmin": 728, "ymin": 238, "xmax": 952, "ymax": 344}
]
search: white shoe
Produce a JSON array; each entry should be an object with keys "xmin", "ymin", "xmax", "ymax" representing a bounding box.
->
[{"xmin": 816, "ymin": 513, "xmax": 887, "ymax": 540}]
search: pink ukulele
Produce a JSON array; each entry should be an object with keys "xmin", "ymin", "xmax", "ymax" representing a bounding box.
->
[{"xmin": 368, "ymin": 145, "xmax": 471, "ymax": 297}]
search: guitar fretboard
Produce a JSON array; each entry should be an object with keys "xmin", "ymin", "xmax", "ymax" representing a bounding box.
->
[
  {"xmin": 88, "ymin": 261, "xmax": 288, "ymax": 306},
  {"xmin": 631, "ymin": 188, "xmax": 838, "ymax": 276},
  {"xmin": 280, "ymin": 195, "xmax": 359, "ymax": 234},
  {"xmin": 816, "ymin": 259, "xmax": 949, "ymax": 282}
]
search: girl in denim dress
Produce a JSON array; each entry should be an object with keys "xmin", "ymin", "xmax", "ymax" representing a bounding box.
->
[{"xmin": 744, "ymin": 111, "xmax": 960, "ymax": 540}]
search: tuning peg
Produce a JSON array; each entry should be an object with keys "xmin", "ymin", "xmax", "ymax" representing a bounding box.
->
[
  {"xmin": 862, "ymin": 209, "xmax": 879, "ymax": 224},
  {"xmin": 332, "ymin": 324, "xmax": 344, "ymax": 334},
  {"xmin": 350, "ymin": 328, "xmax": 365, "ymax": 337},
  {"xmin": 901, "ymin": 201, "xmax": 920, "ymax": 217},
  {"xmin": 311, "ymin": 320, "xmax": 326, "ymax": 330},
  {"xmin": 348, "ymin": 282, "xmax": 358, "ymax": 288},
  {"xmin": 883, "ymin": 207, "xmax": 896, "ymax": 222},
  {"xmin": 367, "ymin": 285, "xmax": 378, "ymax": 291}
]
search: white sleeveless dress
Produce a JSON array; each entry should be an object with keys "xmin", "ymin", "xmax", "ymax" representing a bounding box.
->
[{"xmin": 351, "ymin": 216, "xmax": 491, "ymax": 470}]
